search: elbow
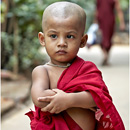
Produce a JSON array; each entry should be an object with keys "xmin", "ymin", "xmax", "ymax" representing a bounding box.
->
[
  {"xmin": 32, "ymin": 98, "xmax": 48, "ymax": 108},
  {"xmin": 36, "ymin": 102, "xmax": 48, "ymax": 109}
]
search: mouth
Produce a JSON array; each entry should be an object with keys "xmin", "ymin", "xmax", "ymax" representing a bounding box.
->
[{"xmin": 56, "ymin": 50, "xmax": 67, "ymax": 55}]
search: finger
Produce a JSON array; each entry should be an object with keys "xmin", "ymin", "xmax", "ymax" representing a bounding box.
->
[
  {"xmin": 49, "ymin": 106, "xmax": 58, "ymax": 114},
  {"xmin": 52, "ymin": 89, "xmax": 62, "ymax": 93},
  {"xmin": 41, "ymin": 104, "xmax": 53, "ymax": 112},
  {"xmin": 50, "ymin": 106, "xmax": 61, "ymax": 114},
  {"xmin": 38, "ymin": 96, "xmax": 53, "ymax": 102}
]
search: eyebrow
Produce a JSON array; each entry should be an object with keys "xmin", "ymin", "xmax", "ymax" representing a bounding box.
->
[
  {"xmin": 47, "ymin": 30, "xmax": 57, "ymax": 33},
  {"xmin": 47, "ymin": 29, "xmax": 78, "ymax": 35},
  {"xmin": 67, "ymin": 31, "xmax": 78, "ymax": 35}
]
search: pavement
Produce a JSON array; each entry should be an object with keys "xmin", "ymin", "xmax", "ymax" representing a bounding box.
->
[
  {"xmin": 1, "ymin": 44, "xmax": 129, "ymax": 130},
  {"xmin": 1, "ymin": 78, "xmax": 31, "ymax": 115}
]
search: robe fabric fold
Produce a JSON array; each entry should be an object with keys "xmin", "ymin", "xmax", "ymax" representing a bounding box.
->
[{"xmin": 26, "ymin": 56, "xmax": 125, "ymax": 130}]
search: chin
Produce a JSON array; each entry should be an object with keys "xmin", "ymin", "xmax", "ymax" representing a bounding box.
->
[{"xmin": 60, "ymin": 58, "xmax": 75, "ymax": 63}]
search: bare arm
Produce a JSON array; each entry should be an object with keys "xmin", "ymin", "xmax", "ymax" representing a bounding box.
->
[
  {"xmin": 115, "ymin": 0, "xmax": 125, "ymax": 30},
  {"xmin": 31, "ymin": 66, "xmax": 55, "ymax": 108},
  {"xmin": 38, "ymin": 89, "xmax": 97, "ymax": 114},
  {"xmin": 68, "ymin": 91, "xmax": 96, "ymax": 109}
]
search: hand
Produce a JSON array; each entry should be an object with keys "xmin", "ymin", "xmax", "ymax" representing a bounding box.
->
[
  {"xmin": 119, "ymin": 23, "xmax": 125, "ymax": 31},
  {"xmin": 38, "ymin": 89, "xmax": 70, "ymax": 114}
]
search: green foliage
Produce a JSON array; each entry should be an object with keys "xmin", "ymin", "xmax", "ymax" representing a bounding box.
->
[
  {"xmin": 1, "ymin": 32, "xmax": 13, "ymax": 70},
  {"xmin": 119, "ymin": 0, "xmax": 129, "ymax": 10},
  {"xmin": 1, "ymin": 2, "xmax": 7, "ymax": 23},
  {"xmin": 1, "ymin": 0, "xmax": 47, "ymax": 72}
]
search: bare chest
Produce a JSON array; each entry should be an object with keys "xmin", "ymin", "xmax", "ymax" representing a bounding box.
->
[{"xmin": 47, "ymin": 67, "xmax": 66, "ymax": 89}]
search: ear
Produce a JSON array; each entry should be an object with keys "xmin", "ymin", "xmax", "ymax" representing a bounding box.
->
[
  {"xmin": 80, "ymin": 34, "xmax": 88, "ymax": 48},
  {"xmin": 38, "ymin": 32, "xmax": 45, "ymax": 46}
]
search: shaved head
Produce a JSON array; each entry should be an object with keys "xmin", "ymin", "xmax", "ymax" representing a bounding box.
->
[{"xmin": 42, "ymin": 2, "xmax": 86, "ymax": 33}]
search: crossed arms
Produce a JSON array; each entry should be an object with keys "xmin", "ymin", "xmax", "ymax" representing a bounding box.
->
[{"xmin": 31, "ymin": 66, "xmax": 97, "ymax": 114}]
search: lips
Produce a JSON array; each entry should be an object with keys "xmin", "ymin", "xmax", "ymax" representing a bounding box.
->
[{"xmin": 56, "ymin": 50, "xmax": 67, "ymax": 55}]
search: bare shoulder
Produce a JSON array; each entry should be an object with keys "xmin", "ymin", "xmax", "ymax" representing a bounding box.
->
[{"xmin": 32, "ymin": 65, "xmax": 49, "ymax": 81}]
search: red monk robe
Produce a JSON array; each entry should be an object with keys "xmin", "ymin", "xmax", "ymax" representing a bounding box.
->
[{"xmin": 26, "ymin": 56, "xmax": 125, "ymax": 130}]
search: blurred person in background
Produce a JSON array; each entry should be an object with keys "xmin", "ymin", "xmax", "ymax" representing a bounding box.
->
[{"xmin": 95, "ymin": 0, "xmax": 125, "ymax": 65}]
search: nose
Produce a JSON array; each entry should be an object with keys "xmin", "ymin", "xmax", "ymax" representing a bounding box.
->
[{"xmin": 57, "ymin": 37, "xmax": 67, "ymax": 47}]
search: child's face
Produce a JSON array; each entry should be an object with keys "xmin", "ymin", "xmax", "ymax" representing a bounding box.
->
[{"xmin": 39, "ymin": 15, "xmax": 87, "ymax": 65}]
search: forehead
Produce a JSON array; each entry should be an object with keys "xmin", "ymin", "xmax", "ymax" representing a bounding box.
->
[{"xmin": 44, "ymin": 15, "xmax": 81, "ymax": 32}]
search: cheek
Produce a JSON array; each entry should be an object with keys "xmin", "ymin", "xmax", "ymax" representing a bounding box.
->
[
  {"xmin": 69, "ymin": 46, "xmax": 80, "ymax": 56},
  {"xmin": 45, "ymin": 44, "xmax": 53, "ymax": 55},
  {"xmin": 69, "ymin": 42, "xmax": 80, "ymax": 51},
  {"xmin": 46, "ymin": 46, "xmax": 52, "ymax": 51}
]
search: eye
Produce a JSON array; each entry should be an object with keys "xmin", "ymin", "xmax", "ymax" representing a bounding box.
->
[
  {"xmin": 50, "ymin": 34, "xmax": 57, "ymax": 39},
  {"xmin": 67, "ymin": 35, "xmax": 74, "ymax": 39}
]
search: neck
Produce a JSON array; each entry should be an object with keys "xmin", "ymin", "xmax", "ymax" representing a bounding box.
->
[{"xmin": 46, "ymin": 62, "xmax": 71, "ymax": 68}]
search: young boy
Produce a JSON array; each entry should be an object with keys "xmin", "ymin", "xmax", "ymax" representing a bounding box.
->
[{"xmin": 26, "ymin": 2, "xmax": 125, "ymax": 130}]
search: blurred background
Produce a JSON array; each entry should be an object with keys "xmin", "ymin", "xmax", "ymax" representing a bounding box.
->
[{"xmin": 1, "ymin": 0, "xmax": 129, "ymax": 130}]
